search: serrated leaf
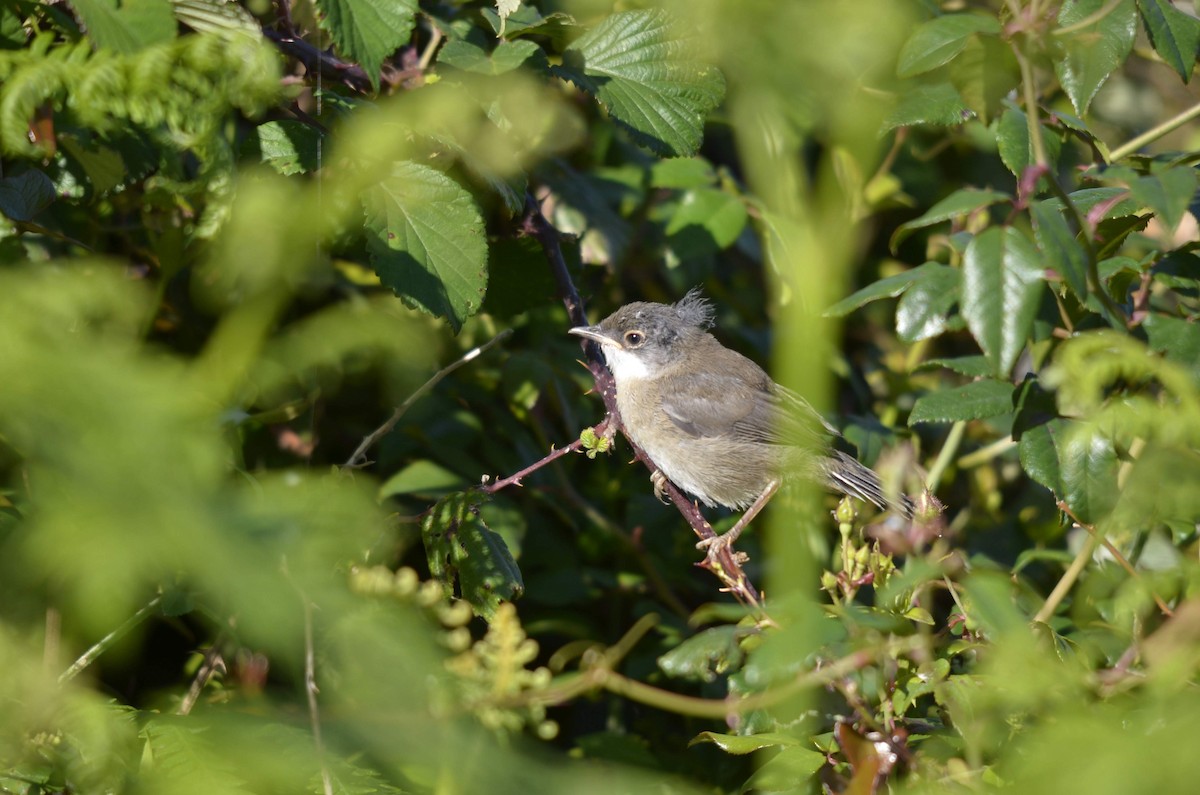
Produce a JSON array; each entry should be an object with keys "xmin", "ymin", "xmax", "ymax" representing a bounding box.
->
[
  {"xmin": 252, "ymin": 120, "xmax": 322, "ymax": 175},
  {"xmin": 995, "ymin": 104, "xmax": 1061, "ymax": 179},
  {"xmin": 897, "ymin": 13, "xmax": 1002, "ymax": 77},
  {"xmin": 884, "ymin": 81, "xmax": 974, "ymax": 131},
  {"xmin": 825, "ymin": 262, "xmax": 945, "ymax": 317},
  {"xmin": 72, "ymin": 0, "xmax": 177, "ymax": 53},
  {"xmin": 1054, "ymin": 0, "xmax": 1137, "ymax": 115},
  {"xmin": 921, "ymin": 355, "xmax": 992, "ymax": 377},
  {"xmin": 909, "ymin": 379, "xmax": 1015, "ymax": 425},
  {"xmin": 436, "ymin": 38, "xmax": 545, "ymax": 75},
  {"xmin": 891, "ymin": 188, "xmax": 1010, "ymax": 252},
  {"xmin": 665, "ymin": 187, "xmax": 747, "ymax": 253},
  {"xmin": 316, "ymin": 0, "xmax": 417, "ymax": 90},
  {"xmin": 689, "ymin": 732, "xmax": 803, "ymax": 754},
  {"xmin": 1061, "ymin": 186, "xmax": 1140, "ymax": 218},
  {"xmin": 0, "ymin": 170, "xmax": 56, "ymax": 221},
  {"xmin": 364, "ymin": 162, "xmax": 488, "ymax": 334},
  {"xmin": 1031, "ymin": 199, "xmax": 1089, "ymax": 300},
  {"xmin": 422, "ymin": 492, "xmax": 523, "ymax": 620},
  {"xmin": 657, "ymin": 626, "xmax": 744, "ymax": 683},
  {"xmin": 962, "ymin": 226, "xmax": 1046, "ymax": 377},
  {"xmin": 897, "ymin": 263, "xmax": 961, "ymax": 342},
  {"xmin": 554, "ymin": 9, "xmax": 725, "ymax": 157},
  {"xmin": 171, "ymin": 0, "xmax": 261, "ymax": 37},
  {"xmin": 1129, "ymin": 166, "xmax": 1198, "ymax": 234},
  {"xmin": 1019, "ymin": 418, "xmax": 1066, "ymax": 494},
  {"xmin": 1058, "ymin": 425, "xmax": 1119, "ymax": 524},
  {"xmin": 1137, "ymin": 0, "xmax": 1200, "ymax": 82},
  {"xmin": 1144, "ymin": 312, "xmax": 1200, "ymax": 381}
]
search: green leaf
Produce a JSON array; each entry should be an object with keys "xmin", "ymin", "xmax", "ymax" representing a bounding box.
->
[
  {"xmin": 481, "ymin": 6, "xmax": 578, "ymax": 46},
  {"xmin": 657, "ymin": 626, "xmax": 745, "ymax": 683},
  {"xmin": 962, "ymin": 226, "xmax": 1046, "ymax": 377},
  {"xmin": 909, "ymin": 379, "xmax": 1015, "ymax": 425},
  {"xmin": 364, "ymin": 162, "xmax": 488, "ymax": 334},
  {"xmin": 436, "ymin": 38, "xmax": 545, "ymax": 75},
  {"xmin": 890, "ymin": 188, "xmax": 1010, "ymax": 252},
  {"xmin": 1031, "ymin": 199, "xmax": 1089, "ymax": 301},
  {"xmin": 379, "ymin": 460, "xmax": 466, "ymax": 499},
  {"xmin": 896, "ymin": 13, "xmax": 1002, "ymax": 77},
  {"xmin": 1012, "ymin": 375, "xmax": 1059, "ymax": 441},
  {"xmin": 825, "ymin": 262, "xmax": 947, "ymax": 317},
  {"xmin": 689, "ymin": 732, "xmax": 804, "ymax": 754},
  {"xmin": 71, "ymin": 0, "xmax": 177, "ymax": 53},
  {"xmin": 995, "ymin": 104, "xmax": 1061, "ymax": 179},
  {"xmin": 1144, "ymin": 313, "xmax": 1200, "ymax": 381},
  {"xmin": 554, "ymin": 10, "xmax": 725, "ymax": 157},
  {"xmin": 1129, "ymin": 166, "xmax": 1198, "ymax": 233},
  {"xmin": 922, "ymin": 355, "xmax": 993, "ymax": 377},
  {"xmin": 1054, "ymin": 0, "xmax": 1137, "ymax": 115},
  {"xmin": 1137, "ymin": 0, "xmax": 1200, "ymax": 82},
  {"xmin": 742, "ymin": 747, "xmax": 826, "ymax": 792},
  {"xmin": 1064, "ymin": 187, "xmax": 1140, "ymax": 218},
  {"xmin": 897, "ymin": 263, "xmax": 961, "ymax": 342},
  {"xmin": 884, "ymin": 81, "xmax": 974, "ymax": 131},
  {"xmin": 422, "ymin": 492, "xmax": 523, "ymax": 620},
  {"xmin": 171, "ymin": 0, "xmax": 261, "ymax": 37},
  {"xmin": 0, "ymin": 170, "xmax": 56, "ymax": 221},
  {"xmin": 1058, "ymin": 425, "xmax": 1119, "ymax": 524},
  {"xmin": 1019, "ymin": 418, "xmax": 1066, "ymax": 494},
  {"xmin": 252, "ymin": 121, "xmax": 323, "ymax": 176},
  {"xmin": 665, "ymin": 187, "xmax": 747, "ymax": 254},
  {"xmin": 951, "ymin": 33, "xmax": 1021, "ymax": 124},
  {"xmin": 650, "ymin": 157, "xmax": 715, "ymax": 189},
  {"xmin": 316, "ymin": 0, "xmax": 417, "ymax": 90}
]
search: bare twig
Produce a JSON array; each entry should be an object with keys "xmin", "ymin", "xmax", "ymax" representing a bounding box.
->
[
  {"xmin": 482, "ymin": 419, "xmax": 607, "ymax": 493},
  {"xmin": 177, "ymin": 638, "xmax": 227, "ymax": 716},
  {"xmin": 285, "ymin": 566, "xmax": 334, "ymax": 795},
  {"xmin": 343, "ymin": 329, "xmax": 513, "ymax": 470},
  {"xmin": 263, "ymin": 28, "xmax": 374, "ymax": 94},
  {"xmin": 59, "ymin": 596, "xmax": 161, "ymax": 684},
  {"xmin": 520, "ymin": 192, "xmax": 764, "ymax": 607}
]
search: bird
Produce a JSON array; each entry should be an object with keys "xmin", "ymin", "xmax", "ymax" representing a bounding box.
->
[{"xmin": 569, "ymin": 288, "xmax": 912, "ymax": 557}]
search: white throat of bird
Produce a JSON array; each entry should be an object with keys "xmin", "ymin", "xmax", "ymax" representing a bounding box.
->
[{"xmin": 602, "ymin": 345, "xmax": 653, "ymax": 382}]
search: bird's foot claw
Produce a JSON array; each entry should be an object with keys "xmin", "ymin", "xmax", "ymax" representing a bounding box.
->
[
  {"xmin": 696, "ymin": 533, "xmax": 749, "ymax": 566},
  {"xmin": 650, "ymin": 470, "xmax": 670, "ymax": 504}
]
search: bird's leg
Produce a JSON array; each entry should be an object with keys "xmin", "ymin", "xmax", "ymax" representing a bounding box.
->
[
  {"xmin": 697, "ymin": 480, "xmax": 781, "ymax": 560},
  {"xmin": 650, "ymin": 470, "xmax": 671, "ymax": 504}
]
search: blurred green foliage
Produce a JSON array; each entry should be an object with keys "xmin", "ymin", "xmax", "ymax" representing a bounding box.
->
[{"xmin": 1, "ymin": 0, "xmax": 1200, "ymax": 793}]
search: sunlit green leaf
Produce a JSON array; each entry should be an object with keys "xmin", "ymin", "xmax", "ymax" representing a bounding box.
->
[
  {"xmin": 554, "ymin": 9, "xmax": 725, "ymax": 157},
  {"xmin": 896, "ymin": 13, "xmax": 1001, "ymax": 77},
  {"xmin": 1058, "ymin": 425, "xmax": 1119, "ymax": 524},
  {"xmin": 316, "ymin": 0, "xmax": 417, "ymax": 89},
  {"xmin": 1055, "ymin": 0, "xmax": 1137, "ymax": 115},
  {"xmin": 364, "ymin": 161, "xmax": 488, "ymax": 334},
  {"xmin": 995, "ymin": 104, "xmax": 1061, "ymax": 179},
  {"xmin": 896, "ymin": 263, "xmax": 961, "ymax": 342},
  {"xmin": 1137, "ymin": 0, "xmax": 1200, "ymax": 82},
  {"xmin": 909, "ymin": 379, "xmax": 1014, "ymax": 425},
  {"xmin": 72, "ymin": 0, "xmax": 177, "ymax": 53},
  {"xmin": 422, "ymin": 492, "xmax": 523, "ymax": 620},
  {"xmin": 884, "ymin": 81, "xmax": 974, "ymax": 131},
  {"xmin": 890, "ymin": 188, "xmax": 1010, "ymax": 252}
]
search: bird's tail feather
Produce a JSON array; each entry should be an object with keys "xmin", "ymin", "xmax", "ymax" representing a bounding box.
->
[{"xmin": 823, "ymin": 451, "xmax": 914, "ymax": 519}]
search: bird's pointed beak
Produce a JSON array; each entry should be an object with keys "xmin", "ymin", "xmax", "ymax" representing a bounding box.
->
[{"xmin": 568, "ymin": 325, "xmax": 615, "ymax": 346}]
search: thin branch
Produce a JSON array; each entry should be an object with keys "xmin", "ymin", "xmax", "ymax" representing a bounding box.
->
[
  {"xmin": 520, "ymin": 192, "xmax": 763, "ymax": 608},
  {"xmin": 1033, "ymin": 530, "xmax": 1098, "ymax": 625},
  {"xmin": 481, "ymin": 419, "xmax": 605, "ymax": 493},
  {"xmin": 177, "ymin": 638, "xmax": 227, "ymax": 716},
  {"xmin": 263, "ymin": 28, "xmax": 374, "ymax": 94},
  {"xmin": 1109, "ymin": 100, "xmax": 1200, "ymax": 162},
  {"xmin": 343, "ymin": 329, "xmax": 513, "ymax": 469},
  {"xmin": 59, "ymin": 596, "xmax": 161, "ymax": 684},
  {"xmin": 286, "ymin": 567, "xmax": 334, "ymax": 795}
]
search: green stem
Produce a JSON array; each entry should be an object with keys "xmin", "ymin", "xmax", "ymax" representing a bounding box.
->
[
  {"xmin": 926, "ymin": 421, "xmax": 965, "ymax": 493},
  {"xmin": 59, "ymin": 596, "xmax": 162, "ymax": 683},
  {"xmin": 1109, "ymin": 100, "xmax": 1200, "ymax": 162}
]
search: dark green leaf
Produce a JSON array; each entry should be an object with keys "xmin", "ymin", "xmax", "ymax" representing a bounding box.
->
[
  {"xmin": 364, "ymin": 161, "xmax": 488, "ymax": 334},
  {"xmin": 897, "ymin": 263, "xmax": 961, "ymax": 342},
  {"xmin": 481, "ymin": 6, "xmax": 579, "ymax": 46},
  {"xmin": 995, "ymin": 104, "xmax": 1061, "ymax": 179},
  {"xmin": 554, "ymin": 10, "xmax": 725, "ymax": 157},
  {"xmin": 1031, "ymin": 199, "xmax": 1089, "ymax": 300},
  {"xmin": 909, "ymin": 378, "xmax": 1015, "ymax": 425},
  {"xmin": 1144, "ymin": 313, "xmax": 1200, "ymax": 381},
  {"xmin": 316, "ymin": 0, "xmax": 417, "ymax": 90},
  {"xmin": 890, "ymin": 188, "xmax": 1010, "ymax": 252},
  {"xmin": 1054, "ymin": 0, "xmax": 1137, "ymax": 115},
  {"xmin": 962, "ymin": 226, "xmax": 1046, "ymax": 377},
  {"xmin": 884, "ymin": 81, "xmax": 974, "ymax": 131},
  {"xmin": 657, "ymin": 626, "xmax": 745, "ymax": 683},
  {"xmin": 921, "ymin": 355, "xmax": 993, "ymax": 377},
  {"xmin": 1012, "ymin": 375, "xmax": 1059, "ymax": 440},
  {"xmin": 1064, "ymin": 187, "xmax": 1140, "ymax": 218},
  {"xmin": 1058, "ymin": 425, "xmax": 1119, "ymax": 524},
  {"xmin": 1129, "ymin": 166, "xmax": 1198, "ymax": 233},
  {"xmin": 690, "ymin": 731, "xmax": 804, "ymax": 753},
  {"xmin": 1137, "ymin": 0, "xmax": 1200, "ymax": 82},
  {"xmin": 896, "ymin": 13, "xmax": 1002, "ymax": 77},
  {"xmin": 1019, "ymin": 418, "xmax": 1067, "ymax": 494},
  {"xmin": 825, "ymin": 262, "xmax": 947, "ymax": 317},
  {"xmin": 422, "ymin": 492, "xmax": 523, "ymax": 620},
  {"xmin": 0, "ymin": 170, "xmax": 56, "ymax": 221}
]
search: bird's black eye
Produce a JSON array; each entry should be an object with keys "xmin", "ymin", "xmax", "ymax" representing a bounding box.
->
[{"xmin": 623, "ymin": 330, "xmax": 646, "ymax": 347}]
